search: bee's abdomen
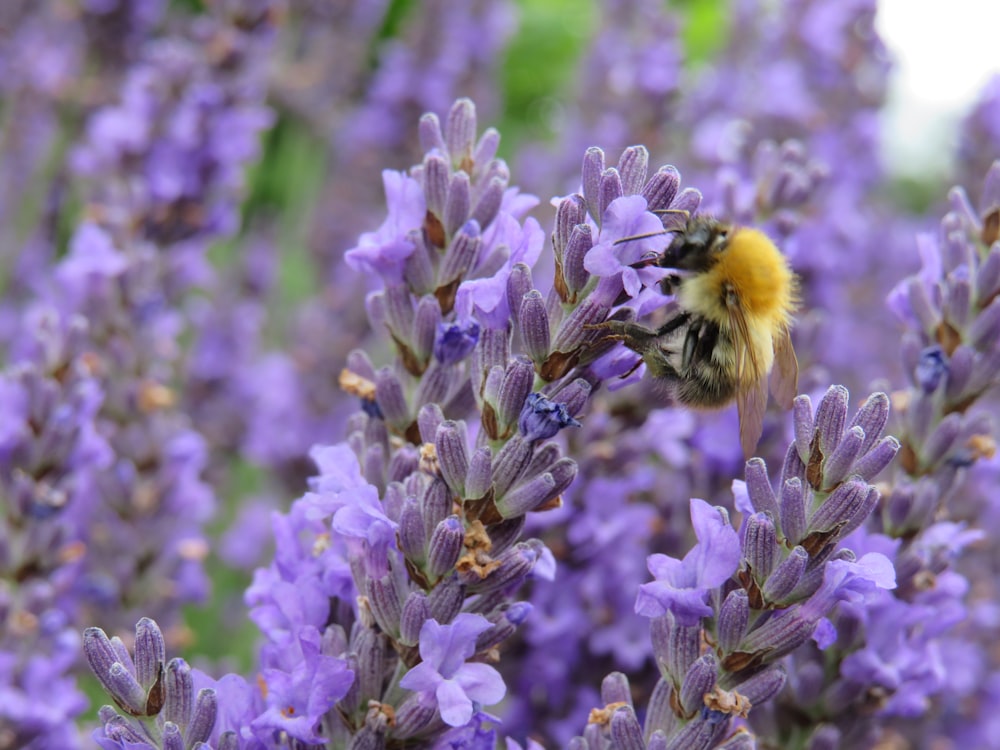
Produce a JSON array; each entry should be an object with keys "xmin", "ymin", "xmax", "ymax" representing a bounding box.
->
[{"xmin": 674, "ymin": 360, "xmax": 738, "ymax": 408}]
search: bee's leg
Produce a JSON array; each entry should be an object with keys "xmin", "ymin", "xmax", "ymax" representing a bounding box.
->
[
  {"xmin": 588, "ymin": 313, "xmax": 689, "ymax": 353},
  {"xmin": 651, "ymin": 311, "xmax": 691, "ymax": 338},
  {"xmin": 600, "ymin": 315, "xmax": 692, "ymax": 382}
]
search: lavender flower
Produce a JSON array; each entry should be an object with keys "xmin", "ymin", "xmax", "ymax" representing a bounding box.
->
[
  {"xmin": 398, "ymin": 615, "xmax": 506, "ymax": 726},
  {"xmin": 634, "ymin": 499, "xmax": 741, "ymax": 625}
]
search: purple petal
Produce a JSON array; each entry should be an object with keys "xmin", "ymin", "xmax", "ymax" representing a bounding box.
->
[
  {"xmin": 399, "ymin": 662, "xmax": 442, "ymax": 693},
  {"xmin": 634, "ymin": 580, "xmax": 713, "ymax": 624},
  {"xmin": 646, "ymin": 553, "xmax": 683, "ymax": 585},
  {"xmin": 812, "ymin": 618, "xmax": 838, "ymax": 650},
  {"xmin": 436, "ymin": 679, "xmax": 474, "ymax": 727},
  {"xmin": 731, "ymin": 480, "xmax": 754, "ymax": 517},
  {"xmin": 686, "ymin": 498, "xmax": 741, "ymax": 587},
  {"xmin": 454, "ymin": 662, "xmax": 506, "ymax": 705},
  {"xmin": 582, "ymin": 241, "xmax": 622, "ymax": 276}
]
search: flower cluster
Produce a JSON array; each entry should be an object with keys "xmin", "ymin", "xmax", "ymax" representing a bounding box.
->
[
  {"xmin": 571, "ymin": 386, "xmax": 898, "ymax": 749},
  {"xmin": 0, "ymin": 313, "xmax": 109, "ymax": 747}
]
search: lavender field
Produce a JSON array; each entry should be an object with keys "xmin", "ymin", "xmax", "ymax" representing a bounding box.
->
[{"xmin": 2, "ymin": 1, "xmax": 1000, "ymax": 748}]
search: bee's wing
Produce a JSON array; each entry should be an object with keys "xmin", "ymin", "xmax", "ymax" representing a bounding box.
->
[
  {"xmin": 769, "ymin": 325, "xmax": 799, "ymax": 410},
  {"xmin": 727, "ymin": 293, "xmax": 767, "ymax": 459},
  {"xmin": 737, "ymin": 372, "xmax": 769, "ymax": 459}
]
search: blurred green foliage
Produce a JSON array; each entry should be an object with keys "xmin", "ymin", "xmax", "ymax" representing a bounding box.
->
[{"xmin": 499, "ymin": 0, "xmax": 595, "ymax": 154}]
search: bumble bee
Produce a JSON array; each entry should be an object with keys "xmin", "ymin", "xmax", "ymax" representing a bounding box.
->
[{"xmin": 601, "ymin": 216, "xmax": 799, "ymax": 458}]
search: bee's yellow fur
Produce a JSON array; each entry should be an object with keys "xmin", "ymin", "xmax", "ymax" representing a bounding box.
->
[{"xmin": 677, "ymin": 228, "xmax": 797, "ymax": 379}]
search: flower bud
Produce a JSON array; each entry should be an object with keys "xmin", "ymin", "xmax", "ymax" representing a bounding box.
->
[
  {"xmin": 506, "ymin": 263, "xmax": 534, "ymax": 326},
  {"xmin": 762, "ymin": 546, "xmax": 809, "ymax": 604},
  {"xmin": 610, "ymin": 705, "xmax": 645, "ymax": 750},
  {"xmin": 163, "ymin": 723, "xmax": 183, "ymax": 750},
  {"xmin": 563, "ymin": 224, "xmax": 594, "ymax": 294},
  {"xmin": 814, "ymin": 385, "xmax": 849, "ymax": 460},
  {"xmin": 375, "ymin": 367, "xmax": 410, "ymax": 428},
  {"xmin": 444, "ymin": 98, "xmax": 476, "ymax": 162},
  {"xmin": 718, "ymin": 589, "xmax": 750, "ymax": 653},
  {"xmin": 679, "ymin": 654, "xmax": 718, "ymax": 717},
  {"xmin": 641, "ymin": 165, "xmax": 680, "ymax": 213},
  {"xmin": 163, "ymin": 658, "xmax": 193, "ymax": 727},
  {"xmin": 598, "ymin": 168, "xmax": 624, "ymax": 221},
  {"xmin": 427, "ymin": 574, "xmax": 465, "ymax": 623},
  {"xmin": 366, "ymin": 575, "xmax": 402, "ymax": 636},
  {"xmin": 435, "ymin": 421, "xmax": 469, "ymax": 497},
  {"xmin": 582, "ymin": 148, "xmax": 605, "ymax": 226},
  {"xmin": 519, "ymin": 291, "xmax": 551, "ymax": 363},
  {"xmin": 971, "ymin": 297, "xmax": 1000, "ymax": 350},
  {"xmin": 793, "ymin": 394, "xmax": 815, "ymax": 463},
  {"xmin": 644, "ymin": 679, "xmax": 677, "ymax": 739},
  {"xmin": 743, "ymin": 512, "xmax": 778, "ymax": 583},
  {"xmin": 187, "ymin": 689, "xmax": 217, "ymax": 746},
  {"xmin": 601, "ymin": 671, "xmax": 633, "ymax": 706},
  {"xmin": 497, "ymin": 357, "xmax": 535, "ymax": 431},
  {"xmin": 399, "ymin": 592, "xmax": 430, "ymax": 646},
  {"xmin": 472, "ymin": 176, "xmax": 504, "ymax": 229},
  {"xmin": 443, "ymin": 174, "xmax": 472, "ymax": 239},
  {"xmin": 417, "ymin": 403, "xmax": 445, "ymax": 445},
  {"xmin": 427, "ymin": 516, "xmax": 464, "ymax": 578},
  {"xmin": 745, "ymin": 458, "xmax": 778, "ymax": 517},
  {"xmin": 134, "ymin": 617, "xmax": 165, "ymax": 694},
  {"xmin": 423, "ymin": 153, "xmax": 449, "ymax": 217},
  {"xmin": 779, "ymin": 477, "xmax": 807, "ymax": 545},
  {"xmin": 491, "ymin": 436, "xmax": 533, "ymax": 498},
  {"xmin": 822, "ymin": 425, "xmax": 864, "ymax": 488},
  {"xmin": 421, "ymin": 479, "xmax": 451, "ymax": 542},
  {"xmin": 555, "ymin": 193, "xmax": 587, "ymax": 258},
  {"xmin": 394, "ymin": 691, "xmax": 438, "ymax": 738},
  {"xmin": 465, "ymin": 446, "xmax": 493, "ymax": 500},
  {"xmin": 737, "ymin": 666, "xmax": 787, "ymax": 705},
  {"xmin": 617, "ymin": 146, "xmax": 649, "ymax": 195},
  {"xmin": 650, "ymin": 613, "xmax": 700, "ymax": 683}
]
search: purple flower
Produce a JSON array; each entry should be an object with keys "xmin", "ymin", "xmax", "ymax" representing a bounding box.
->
[
  {"xmin": 583, "ymin": 194, "xmax": 672, "ymax": 299},
  {"xmin": 331, "ymin": 477, "xmax": 399, "ymax": 553},
  {"xmin": 800, "ymin": 554, "xmax": 896, "ymax": 621},
  {"xmin": 635, "ymin": 498, "xmax": 740, "ymax": 624},
  {"xmin": 399, "ymin": 614, "xmax": 506, "ymax": 726},
  {"xmin": 435, "ymin": 318, "xmax": 480, "ymax": 364},
  {"xmin": 53, "ymin": 223, "xmax": 128, "ymax": 313},
  {"xmin": 345, "ymin": 169, "xmax": 426, "ymax": 283},
  {"xmin": 251, "ymin": 626, "xmax": 354, "ymax": 744},
  {"xmin": 518, "ymin": 392, "xmax": 581, "ymax": 442},
  {"xmin": 454, "ymin": 209, "xmax": 545, "ymax": 328}
]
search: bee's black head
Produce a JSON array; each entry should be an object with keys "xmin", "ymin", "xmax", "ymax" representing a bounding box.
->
[{"xmin": 658, "ymin": 217, "xmax": 731, "ymax": 273}]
